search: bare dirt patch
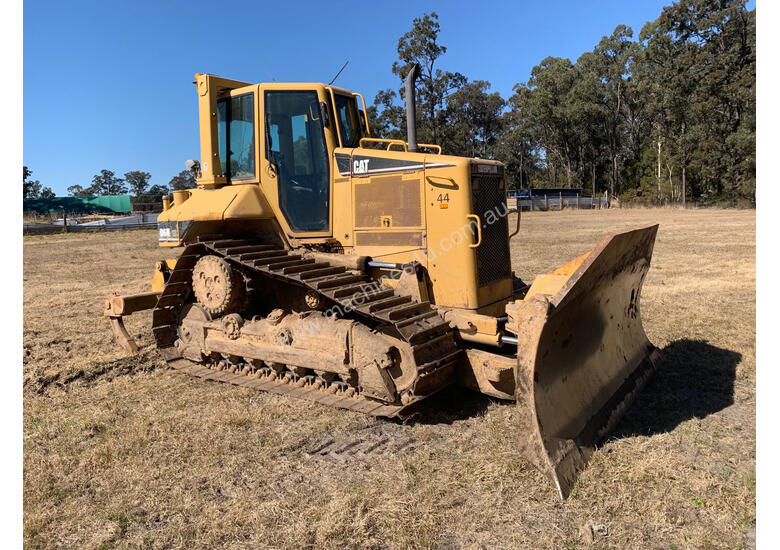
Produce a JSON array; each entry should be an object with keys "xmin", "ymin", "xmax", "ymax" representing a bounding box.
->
[{"xmin": 24, "ymin": 209, "xmax": 755, "ymax": 549}]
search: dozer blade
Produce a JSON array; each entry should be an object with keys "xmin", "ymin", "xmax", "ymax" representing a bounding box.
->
[{"xmin": 507, "ymin": 224, "xmax": 659, "ymax": 499}]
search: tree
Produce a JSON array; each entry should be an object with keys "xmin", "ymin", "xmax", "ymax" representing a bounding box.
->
[
  {"xmin": 147, "ymin": 184, "xmax": 169, "ymax": 196},
  {"xmin": 588, "ymin": 25, "xmax": 636, "ymax": 199},
  {"xmin": 40, "ymin": 187, "xmax": 55, "ymax": 199},
  {"xmin": 124, "ymin": 171, "xmax": 152, "ymax": 197},
  {"xmin": 512, "ymin": 57, "xmax": 582, "ymax": 188},
  {"xmin": 375, "ymin": 12, "xmax": 467, "ymax": 145},
  {"xmin": 494, "ymin": 109, "xmax": 541, "ymax": 190},
  {"xmin": 369, "ymin": 6, "xmax": 754, "ymax": 205},
  {"xmin": 169, "ymin": 170, "xmax": 197, "ymax": 190},
  {"xmin": 444, "ymin": 80, "xmax": 505, "ymax": 158},
  {"xmin": 370, "ymin": 89, "xmax": 405, "ymax": 140},
  {"xmin": 23, "ymin": 166, "xmax": 41, "ymax": 198},
  {"xmin": 67, "ymin": 184, "xmax": 92, "ymax": 197},
  {"xmin": 89, "ymin": 169, "xmax": 127, "ymax": 195},
  {"xmin": 634, "ymin": 0, "xmax": 755, "ymax": 206},
  {"xmin": 570, "ymin": 52, "xmax": 609, "ymax": 197}
]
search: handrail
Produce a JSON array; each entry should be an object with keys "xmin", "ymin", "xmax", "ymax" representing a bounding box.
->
[
  {"xmin": 324, "ymin": 86, "xmax": 343, "ymax": 147},
  {"xmin": 467, "ymin": 214, "xmax": 482, "ymax": 248},
  {"xmin": 352, "ymin": 92, "xmax": 371, "ymax": 136},
  {"xmin": 509, "ymin": 203, "xmax": 521, "ymax": 241},
  {"xmin": 418, "ymin": 143, "xmax": 442, "ymax": 154},
  {"xmin": 359, "ymin": 137, "xmax": 408, "ymax": 152},
  {"xmin": 357, "ymin": 137, "xmax": 442, "ymax": 154},
  {"xmin": 387, "ymin": 142, "xmax": 407, "ymax": 152}
]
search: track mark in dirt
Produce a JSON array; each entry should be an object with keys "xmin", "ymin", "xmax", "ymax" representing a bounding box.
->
[
  {"xmin": 23, "ymin": 336, "xmax": 73, "ymax": 362},
  {"xmin": 303, "ymin": 425, "xmax": 417, "ymax": 463},
  {"xmin": 23, "ymin": 352, "xmax": 160, "ymax": 395}
]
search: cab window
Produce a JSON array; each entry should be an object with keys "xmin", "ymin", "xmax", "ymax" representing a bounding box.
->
[
  {"xmin": 265, "ymin": 91, "xmax": 330, "ymax": 232},
  {"xmin": 217, "ymin": 93, "xmax": 255, "ymax": 180},
  {"xmin": 334, "ymin": 94, "xmax": 362, "ymax": 148}
]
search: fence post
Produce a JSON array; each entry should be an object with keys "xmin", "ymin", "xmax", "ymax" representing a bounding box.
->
[
  {"xmin": 529, "ymin": 189, "xmax": 533, "ymax": 212},
  {"xmin": 576, "ymin": 193, "xmax": 580, "ymax": 210},
  {"xmin": 559, "ymin": 191, "xmax": 563, "ymax": 211},
  {"xmin": 545, "ymin": 194, "xmax": 548, "ymax": 211}
]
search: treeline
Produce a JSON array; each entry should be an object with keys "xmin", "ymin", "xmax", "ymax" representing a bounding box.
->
[
  {"xmin": 22, "ymin": 166, "xmax": 197, "ymax": 200},
  {"xmin": 369, "ymin": 1, "xmax": 755, "ymax": 206}
]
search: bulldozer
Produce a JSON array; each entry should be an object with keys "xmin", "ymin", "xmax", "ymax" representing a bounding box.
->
[{"xmin": 104, "ymin": 65, "xmax": 659, "ymax": 499}]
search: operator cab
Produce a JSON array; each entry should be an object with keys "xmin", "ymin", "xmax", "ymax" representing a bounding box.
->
[
  {"xmin": 212, "ymin": 81, "xmax": 366, "ymax": 234},
  {"xmin": 191, "ymin": 75, "xmax": 372, "ymax": 240}
]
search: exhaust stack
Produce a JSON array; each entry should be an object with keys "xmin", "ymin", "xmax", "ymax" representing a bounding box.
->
[{"xmin": 405, "ymin": 64, "xmax": 421, "ymax": 153}]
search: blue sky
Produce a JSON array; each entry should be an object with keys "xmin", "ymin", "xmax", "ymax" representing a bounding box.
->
[{"xmin": 24, "ymin": 0, "xmax": 747, "ymax": 196}]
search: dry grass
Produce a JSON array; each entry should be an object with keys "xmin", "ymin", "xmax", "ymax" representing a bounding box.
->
[{"xmin": 23, "ymin": 209, "xmax": 755, "ymax": 549}]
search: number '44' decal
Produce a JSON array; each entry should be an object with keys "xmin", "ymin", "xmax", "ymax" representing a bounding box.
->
[{"xmin": 436, "ymin": 193, "xmax": 449, "ymax": 203}]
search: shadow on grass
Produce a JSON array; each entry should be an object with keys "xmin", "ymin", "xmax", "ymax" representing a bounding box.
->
[
  {"xmin": 402, "ymin": 385, "xmax": 495, "ymax": 425},
  {"xmin": 406, "ymin": 338, "xmax": 741, "ymax": 432},
  {"xmin": 614, "ymin": 338, "xmax": 741, "ymax": 438}
]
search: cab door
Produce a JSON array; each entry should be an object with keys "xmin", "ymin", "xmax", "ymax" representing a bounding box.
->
[{"xmin": 261, "ymin": 88, "xmax": 332, "ymax": 237}]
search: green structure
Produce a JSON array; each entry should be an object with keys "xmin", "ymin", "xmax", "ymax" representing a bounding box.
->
[{"xmin": 23, "ymin": 195, "xmax": 133, "ymax": 215}]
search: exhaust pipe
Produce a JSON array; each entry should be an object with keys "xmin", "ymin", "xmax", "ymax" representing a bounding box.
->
[{"xmin": 405, "ymin": 63, "xmax": 421, "ymax": 153}]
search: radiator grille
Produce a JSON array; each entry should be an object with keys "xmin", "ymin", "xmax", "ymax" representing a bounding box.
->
[{"xmin": 472, "ymin": 174, "xmax": 511, "ymax": 287}]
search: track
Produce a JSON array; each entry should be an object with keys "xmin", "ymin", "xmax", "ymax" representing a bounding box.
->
[{"xmin": 151, "ymin": 237, "xmax": 462, "ymax": 418}]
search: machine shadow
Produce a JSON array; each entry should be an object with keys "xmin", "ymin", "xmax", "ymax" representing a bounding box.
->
[
  {"xmin": 402, "ymin": 385, "xmax": 495, "ymax": 426},
  {"xmin": 404, "ymin": 338, "xmax": 741, "ymax": 431},
  {"xmin": 613, "ymin": 338, "xmax": 741, "ymax": 438}
]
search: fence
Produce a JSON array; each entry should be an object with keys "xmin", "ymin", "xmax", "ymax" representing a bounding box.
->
[
  {"xmin": 23, "ymin": 213, "xmax": 158, "ymax": 236},
  {"xmin": 508, "ymin": 194, "xmax": 609, "ymax": 211}
]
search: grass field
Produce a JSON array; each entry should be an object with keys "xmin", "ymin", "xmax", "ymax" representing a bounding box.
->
[{"xmin": 23, "ymin": 208, "xmax": 756, "ymax": 549}]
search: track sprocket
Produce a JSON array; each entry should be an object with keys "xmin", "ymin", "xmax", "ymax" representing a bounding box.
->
[{"xmin": 191, "ymin": 255, "xmax": 245, "ymax": 316}]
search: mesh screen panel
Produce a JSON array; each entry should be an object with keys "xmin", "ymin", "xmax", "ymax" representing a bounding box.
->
[
  {"xmin": 472, "ymin": 175, "xmax": 512, "ymax": 287},
  {"xmin": 354, "ymin": 176, "xmax": 422, "ymax": 228}
]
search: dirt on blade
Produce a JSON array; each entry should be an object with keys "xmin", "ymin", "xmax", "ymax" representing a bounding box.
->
[{"xmin": 24, "ymin": 209, "xmax": 755, "ymax": 550}]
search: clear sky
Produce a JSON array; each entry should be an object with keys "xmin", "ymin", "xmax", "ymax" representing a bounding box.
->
[{"xmin": 24, "ymin": 0, "xmax": 750, "ymax": 196}]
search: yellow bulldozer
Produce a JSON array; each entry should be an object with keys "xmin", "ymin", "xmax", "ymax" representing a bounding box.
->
[{"xmin": 104, "ymin": 66, "xmax": 659, "ymax": 499}]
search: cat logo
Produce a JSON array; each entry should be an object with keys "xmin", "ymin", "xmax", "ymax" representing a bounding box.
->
[{"xmin": 353, "ymin": 159, "xmax": 370, "ymax": 174}]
